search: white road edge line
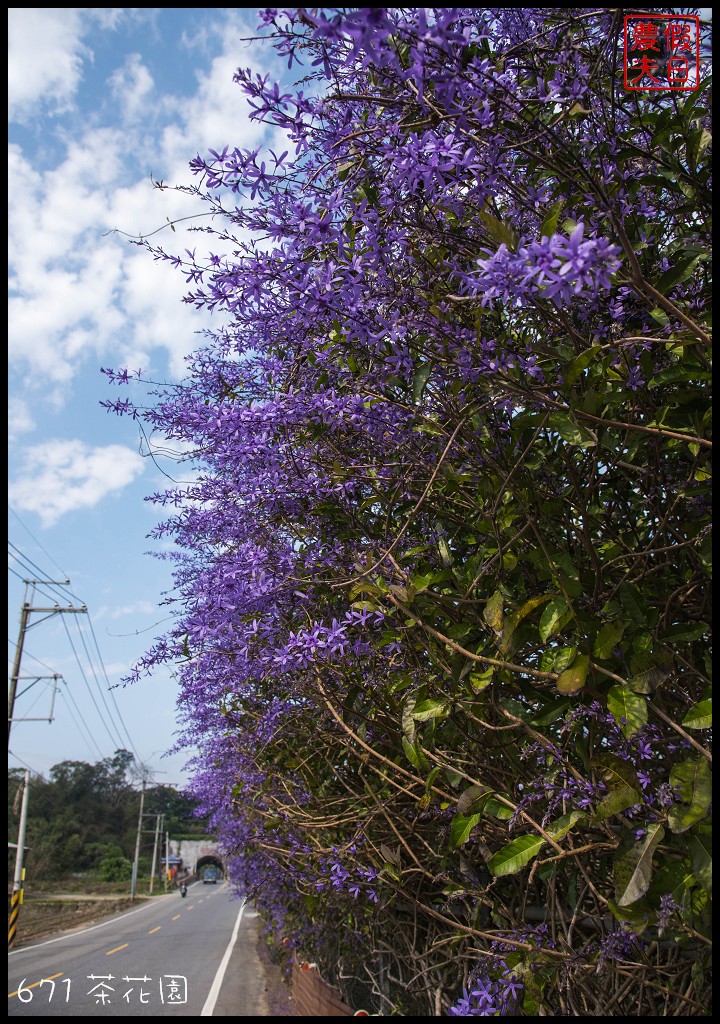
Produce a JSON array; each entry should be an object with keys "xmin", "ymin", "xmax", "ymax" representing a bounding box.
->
[{"xmin": 200, "ymin": 899, "xmax": 246, "ymax": 1017}]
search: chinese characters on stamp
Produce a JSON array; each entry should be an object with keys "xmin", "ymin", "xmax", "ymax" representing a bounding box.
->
[{"xmin": 624, "ymin": 14, "xmax": 701, "ymax": 91}]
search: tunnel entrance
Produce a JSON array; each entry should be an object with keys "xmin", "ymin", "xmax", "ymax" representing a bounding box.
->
[{"xmin": 196, "ymin": 854, "xmax": 225, "ymax": 883}]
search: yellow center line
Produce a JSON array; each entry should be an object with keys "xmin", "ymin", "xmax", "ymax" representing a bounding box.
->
[
  {"xmin": 171, "ymin": 914, "xmax": 181, "ymax": 921},
  {"xmin": 8, "ymin": 973, "xmax": 64, "ymax": 999},
  {"xmin": 148, "ymin": 926, "xmax": 162, "ymax": 934},
  {"xmin": 105, "ymin": 944, "xmax": 129, "ymax": 955}
]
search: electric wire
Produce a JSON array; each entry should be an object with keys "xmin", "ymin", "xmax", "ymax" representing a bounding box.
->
[
  {"xmin": 9, "ymin": 505, "xmax": 72, "ymax": 583},
  {"xmin": 73, "ymin": 611, "xmax": 144, "ymax": 764},
  {"xmin": 8, "ymin": 750, "xmax": 48, "ymax": 781},
  {"xmin": 7, "ymin": 644, "xmax": 58, "ymax": 676},
  {"xmin": 85, "ymin": 613, "xmax": 145, "ymax": 765},
  {"xmin": 58, "ymin": 684, "xmax": 107, "ymax": 761},
  {"xmin": 60, "ymin": 615, "xmax": 127, "ymax": 752},
  {"xmin": 9, "ymin": 537, "xmax": 164, "ymax": 780}
]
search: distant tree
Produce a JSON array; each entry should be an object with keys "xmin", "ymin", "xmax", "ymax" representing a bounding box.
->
[{"xmin": 8, "ymin": 753, "xmax": 200, "ymax": 883}]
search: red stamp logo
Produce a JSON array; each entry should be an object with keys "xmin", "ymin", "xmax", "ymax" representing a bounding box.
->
[{"xmin": 624, "ymin": 14, "xmax": 700, "ymax": 91}]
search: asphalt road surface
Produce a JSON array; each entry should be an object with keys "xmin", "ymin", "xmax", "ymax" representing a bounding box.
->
[{"xmin": 8, "ymin": 882, "xmax": 278, "ymax": 1017}]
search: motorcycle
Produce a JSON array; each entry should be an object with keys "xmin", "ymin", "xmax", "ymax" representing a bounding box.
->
[{"xmin": 180, "ymin": 884, "xmax": 187, "ymax": 897}]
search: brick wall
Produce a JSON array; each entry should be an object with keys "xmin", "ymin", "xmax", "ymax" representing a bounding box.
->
[{"xmin": 291, "ymin": 961, "xmax": 356, "ymax": 1016}]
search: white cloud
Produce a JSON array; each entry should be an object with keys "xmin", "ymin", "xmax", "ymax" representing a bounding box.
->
[
  {"xmin": 8, "ymin": 9, "xmax": 287, "ymax": 393},
  {"xmin": 8, "ymin": 8, "xmax": 90, "ymax": 122},
  {"xmin": 107, "ymin": 601, "xmax": 161, "ymax": 619},
  {"xmin": 8, "ymin": 440, "xmax": 146, "ymax": 526},
  {"xmin": 108, "ymin": 53, "xmax": 154, "ymax": 123},
  {"xmin": 8, "ymin": 397, "xmax": 36, "ymax": 440}
]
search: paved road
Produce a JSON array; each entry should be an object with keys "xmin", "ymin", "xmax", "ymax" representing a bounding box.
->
[{"xmin": 8, "ymin": 882, "xmax": 273, "ymax": 1017}]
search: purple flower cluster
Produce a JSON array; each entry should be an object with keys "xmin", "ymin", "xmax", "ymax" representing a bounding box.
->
[
  {"xmin": 470, "ymin": 224, "xmax": 620, "ymax": 309},
  {"xmin": 448, "ymin": 973, "xmax": 523, "ymax": 1017}
]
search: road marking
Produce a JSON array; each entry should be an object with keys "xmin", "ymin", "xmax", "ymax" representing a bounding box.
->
[
  {"xmin": 8, "ymin": 896, "xmax": 173, "ymax": 956},
  {"xmin": 171, "ymin": 914, "xmax": 181, "ymax": 921},
  {"xmin": 105, "ymin": 944, "xmax": 129, "ymax": 955},
  {"xmin": 148, "ymin": 927, "xmax": 162, "ymax": 934},
  {"xmin": 8, "ymin": 973, "xmax": 63, "ymax": 999},
  {"xmin": 200, "ymin": 901, "xmax": 246, "ymax": 1016}
]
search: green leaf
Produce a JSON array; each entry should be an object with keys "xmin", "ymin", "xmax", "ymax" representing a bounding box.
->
[
  {"xmin": 402, "ymin": 696, "xmax": 416, "ymax": 743},
  {"xmin": 412, "ymin": 362, "xmax": 432, "ymax": 404},
  {"xmin": 478, "ymin": 206, "xmax": 517, "ymax": 249},
  {"xmin": 688, "ymin": 829, "xmax": 712, "ymax": 897},
  {"xmin": 661, "ymin": 622, "xmax": 710, "ymax": 644},
  {"xmin": 565, "ymin": 346, "xmax": 601, "ymax": 388},
  {"xmin": 592, "ymin": 753, "xmax": 641, "ymax": 791},
  {"xmin": 457, "ymin": 784, "xmax": 493, "ymax": 816},
  {"xmin": 606, "ymin": 898, "xmax": 652, "ymax": 933},
  {"xmin": 539, "ymin": 199, "xmax": 564, "ymax": 238},
  {"xmin": 410, "ymin": 569, "xmax": 452, "ymax": 593},
  {"xmin": 649, "ymin": 365, "xmax": 712, "ymax": 388},
  {"xmin": 425, "ymin": 765, "xmax": 443, "ymax": 794},
  {"xmin": 548, "ymin": 412, "xmax": 596, "ymax": 448},
  {"xmin": 449, "ymin": 811, "xmax": 483, "ymax": 849},
  {"xmin": 593, "ymin": 621, "xmax": 625, "ymax": 660},
  {"xmin": 488, "ymin": 834, "xmax": 546, "ymax": 876},
  {"xmin": 402, "ymin": 734, "xmax": 421, "ymax": 769},
  {"xmin": 529, "ymin": 696, "xmax": 571, "ymax": 727},
  {"xmin": 607, "ymin": 684, "xmax": 647, "ymax": 737},
  {"xmin": 539, "ymin": 597, "xmax": 572, "ymax": 643},
  {"xmin": 500, "ymin": 594, "xmax": 553, "ymax": 654},
  {"xmin": 617, "ymin": 582, "xmax": 649, "ymax": 627},
  {"xmin": 553, "ymin": 646, "xmax": 577, "ymax": 672},
  {"xmin": 682, "ymin": 699, "xmax": 712, "ymax": 730},
  {"xmin": 548, "ymin": 809, "xmax": 584, "ymax": 841},
  {"xmin": 686, "ymin": 126, "xmax": 712, "ymax": 171},
  {"xmin": 382, "ymin": 862, "xmax": 401, "ymax": 881},
  {"xmin": 438, "ymin": 538, "xmax": 452, "ymax": 567},
  {"xmin": 468, "ymin": 668, "xmax": 494, "ymax": 693},
  {"xmin": 614, "ymin": 823, "xmax": 665, "ymax": 906},
  {"xmin": 656, "ymin": 253, "xmax": 703, "ymax": 295},
  {"xmin": 668, "ymin": 757, "xmax": 712, "ymax": 833},
  {"xmin": 487, "ymin": 811, "xmax": 582, "ymax": 876},
  {"xmin": 482, "ymin": 796, "xmax": 513, "ymax": 820},
  {"xmin": 412, "ymin": 698, "xmax": 447, "ymax": 721},
  {"xmin": 593, "ymin": 785, "xmax": 642, "ymax": 823},
  {"xmin": 483, "ymin": 590, "xmax": 504, "ymax": 634},
  {"xmin": 556, "ymin": 653, "xmax": 589, "ymax": 694}
]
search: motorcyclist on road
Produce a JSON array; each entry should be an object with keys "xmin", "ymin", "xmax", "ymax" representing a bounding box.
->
[{"xmin": 180, "ymin": 883, "xmax": 187, "ymax": 897}]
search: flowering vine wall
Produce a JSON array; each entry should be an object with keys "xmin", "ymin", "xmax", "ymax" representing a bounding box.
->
[{"xmin": 104, "ymin": 8, "xmax": 711, "ymax": 1016}]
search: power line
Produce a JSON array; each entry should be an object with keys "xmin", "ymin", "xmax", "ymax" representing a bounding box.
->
[
  {"xmin": 8, "ymin": 750, "xmax": 48, "ymax": 781},
  {"xmin": 8, "ymin": 536, "xmax": 163, "ymax": 781},
  {"xmin": 7, "ymin": 643, "xmax": 58, "ymax": 676},
  {"xmin": 85, "ymin": 612, "xmax": 145, "ymax": 764},
  {"xmin": 60, "ymin": 615, "xmax": 127, "ymax": 752},
  {"xmin": 8, "ymin": 505, "xmax": 71, "ymax": 582},
  {"xmin": 7, "ymin": 545, "xmax": 76, "ymax": 606},
  {"xmin": 57, "ymin": 685, "xmax": 106, "ymax": 762}
]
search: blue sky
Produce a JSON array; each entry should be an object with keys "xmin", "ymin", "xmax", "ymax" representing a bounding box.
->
[{"xmin": 8, "ymin": 8, "xmax": 288, "ymax": 786}]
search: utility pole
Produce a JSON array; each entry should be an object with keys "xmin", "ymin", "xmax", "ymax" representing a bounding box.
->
[
  {"xmin": 130, "ymin": 780, "xmax": 146, "ymax": 901},
  {"xmin": 8, "ymin": 770, "xmax": 30, "ymax": 950},
  {"xmin": 8, "ymin": 582, "xmax": 87, "ymax": 748},
  {"xmin": 149, "ymin": 813, "xmax": 164, "ymax": 894},
  {"xmin": 165, "ymin": 831, "xmax": 170, "ymax": 894}
]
